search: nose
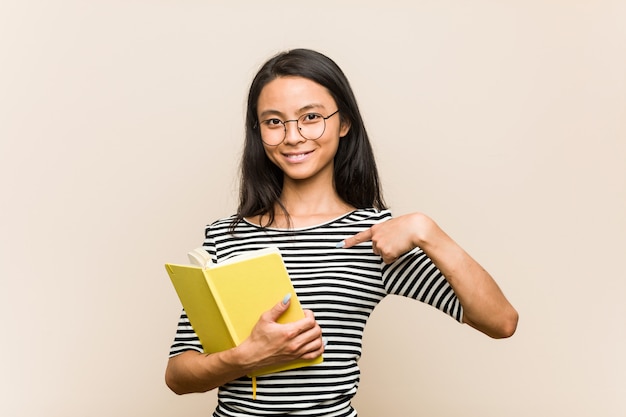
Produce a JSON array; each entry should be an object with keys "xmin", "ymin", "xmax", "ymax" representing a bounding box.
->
[{"xmin": 283, "ymin": 119, "xmax": 305, "ymax": 144}]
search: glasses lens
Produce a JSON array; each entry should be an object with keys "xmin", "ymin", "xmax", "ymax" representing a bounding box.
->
[
  {"xmin": 259, "ymin": 119, "xmax": 286, "ymax": 146},
  {"xmin": 298, "ymin": 113, "xmax": 325, "ymax": 140}
]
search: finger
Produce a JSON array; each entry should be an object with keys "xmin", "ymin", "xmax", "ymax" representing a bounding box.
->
[
  {"xmin": 382, "ymin": 255, "xmax": 399, "ymax": 265},
  {"xmin": 298, "ymin": 336, "xmax": 326, "ymax": 359},
  {"xmin": 290, "ymin": 323, "xmax": 323, "ymax": 353},
  {"xmin": 371, "ymin": 242, "xmax": 379, "ymax": 256},
  {"xmin": 293, "ymin": 310, "xmax": 318, "ymax": 334},
  {"xmin": 338, "ymin": 228, "xmax": 373, "ymax": 249},
  {"xmin": 264, "ymin": 293, "xmax": 292, "ymax": 322}
]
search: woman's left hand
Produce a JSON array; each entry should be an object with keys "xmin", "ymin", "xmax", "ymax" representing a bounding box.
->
[{"xmin": 340, "ymin": 213, "xmax": 432, "ymax": 264}]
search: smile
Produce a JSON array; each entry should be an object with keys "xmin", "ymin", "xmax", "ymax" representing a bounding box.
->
[{"xmin": 283, "ymin": 150, "xmax": 313, "ymax": 162}]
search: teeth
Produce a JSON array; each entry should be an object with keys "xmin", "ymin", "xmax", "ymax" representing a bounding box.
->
[{"xmin": 286, "ymin": 152, "xmax": 308, "ymax": 161}]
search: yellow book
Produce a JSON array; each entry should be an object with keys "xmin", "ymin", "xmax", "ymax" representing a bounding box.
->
[{"xmin": 165, "ymin": 246, "xmax": 323, "ymax": 378}]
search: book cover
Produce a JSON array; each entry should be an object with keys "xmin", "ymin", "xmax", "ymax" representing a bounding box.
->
[{"xmin": 165, "ymin": 246, "xmax": 323, "ymax": 377}]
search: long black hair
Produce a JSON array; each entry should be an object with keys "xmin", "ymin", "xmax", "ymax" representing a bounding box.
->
[{"xmin": 235, "ymin": 49, "xmax": 386, "ymax": 227}]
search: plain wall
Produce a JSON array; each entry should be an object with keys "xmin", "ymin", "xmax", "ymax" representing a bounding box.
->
[{"xmin": 1, "ymin": 1, "xmax": 625, "ymax": 416}]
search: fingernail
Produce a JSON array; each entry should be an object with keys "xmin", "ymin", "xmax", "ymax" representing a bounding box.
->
[
  {"xmin": 322, "ymin": 337, "xmax": 328, "ymax": 347},
  {"xmin": 282, "ymin": 293, "xmax": 292, "ymax": 305},
  {"xmin": 335, "ymin": 241, "xmax": 345, "ymax": 248}
]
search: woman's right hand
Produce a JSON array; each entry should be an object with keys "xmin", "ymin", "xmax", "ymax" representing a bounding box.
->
[
  {"xmin": 236, "ymin": 295, "xmax": 324, "ymax": 370},
  {"xmin": 165, "ymin": 296, "xmax": 324, "ymax": 395}
]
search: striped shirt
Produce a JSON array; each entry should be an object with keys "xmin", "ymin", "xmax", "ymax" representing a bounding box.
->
[{"xmin": 170, "ymin": 209, "xmax": 463, "ymax": 416}]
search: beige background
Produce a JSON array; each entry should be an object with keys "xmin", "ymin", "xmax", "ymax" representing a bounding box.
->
[{"xmin": 1, "ymin": 1, "xmax": 625, "ymax": 416}]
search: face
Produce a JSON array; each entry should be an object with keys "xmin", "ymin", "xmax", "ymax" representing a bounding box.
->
[{"xmin": 256, "ymin": 76, "xmax": 350, "ymax": 184}]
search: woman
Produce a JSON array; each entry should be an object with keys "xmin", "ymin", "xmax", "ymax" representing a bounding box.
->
[{"xmin": 165, "ymin": 48, "xmax": 518, "ymax": 416}]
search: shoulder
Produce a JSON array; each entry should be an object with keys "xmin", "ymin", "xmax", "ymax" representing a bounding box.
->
[
  {"xmin": 352, "ymin": 208, "xmax": 391, "ymax": 219},
  {"xmin": 332, "ymin": 208, "xmax": 393, "ymax": 228},
  {"xmin": 350, "ymin": 208, "xmax": 392, "ymax": 221},
  {"xmin": 204, "ymin": 214, "xmax": 238, "ymax": 236},
  {"xmin": 207, "ymin": 214, "xmax": 238, "ymax": 227}
]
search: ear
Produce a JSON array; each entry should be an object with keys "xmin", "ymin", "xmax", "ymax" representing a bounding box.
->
[{"xmin": 339, "ymin": 118, "xmax": 351, "ymax": 138}]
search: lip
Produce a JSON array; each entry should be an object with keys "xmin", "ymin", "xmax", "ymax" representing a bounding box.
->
[{"xmin": 282, "ymin": 149, "xmax": 314, "ymax": 163}]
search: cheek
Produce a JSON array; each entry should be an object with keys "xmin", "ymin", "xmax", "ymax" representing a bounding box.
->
[
  {"xmin": 262, "ymin": 146, "xmax": 281, "ymax": 166},
  {"xmin": 323, "ymin": 130, "xmax": 342, "ymax": 154}
]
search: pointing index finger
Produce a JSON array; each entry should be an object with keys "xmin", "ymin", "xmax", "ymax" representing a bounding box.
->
[{"xmin": 337, "ymin": 228, "xmax": 373, "ymax": 249}]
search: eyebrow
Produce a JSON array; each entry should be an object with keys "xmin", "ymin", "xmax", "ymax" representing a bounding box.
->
[{"xmin": 258, "ymin": 103, "xmax": 326, "ymax": 120}]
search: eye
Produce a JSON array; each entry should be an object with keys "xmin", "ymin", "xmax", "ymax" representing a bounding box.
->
[
  {"xmin": 300, "ymin": 113, "xmax": 323, "ymax": 124},
  {"xmin": 262, "ymin": 118, "xmax": 284, "ymax": 128}
]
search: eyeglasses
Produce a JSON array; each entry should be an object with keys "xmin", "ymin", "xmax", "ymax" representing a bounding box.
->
[{"xmin": 258, "ymin": 110, "xmax": 340, "ymax": 146}]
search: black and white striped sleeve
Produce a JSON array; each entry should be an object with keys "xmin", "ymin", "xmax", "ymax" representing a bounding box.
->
[{"xmin": 381, "ymin": 247, "xmax": 463, "ymax": 322}]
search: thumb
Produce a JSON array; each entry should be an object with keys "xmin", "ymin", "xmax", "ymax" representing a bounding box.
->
[{"xmin": 265, "ymin": 293, "xmax": 292, "ymax": 322}]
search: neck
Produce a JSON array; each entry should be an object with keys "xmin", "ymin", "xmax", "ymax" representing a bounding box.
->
[
  {"xmin": 280, "ymin": 175, "xmax": 350, "ymax": 213},
  {"xmin": 254, "ymin": 177, "xmax": 354, "ymax": 229}
]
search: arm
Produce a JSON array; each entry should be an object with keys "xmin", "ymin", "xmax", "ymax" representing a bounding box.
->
[
  {"xmin": 165, "ymin": 297, "xmax": 325, "ymax": 395},
  {"xmin": 341, "ymin": 212, "xmax": 518, "ymax": 339},
  {"xmin": 165, "ymin": 348, "xmax": 249, "ymax": 395}
]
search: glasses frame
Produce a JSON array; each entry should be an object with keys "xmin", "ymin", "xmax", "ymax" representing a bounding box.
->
[{"xmin": 258, "ymin": 110, "xmax": 340, "ymax": 146}]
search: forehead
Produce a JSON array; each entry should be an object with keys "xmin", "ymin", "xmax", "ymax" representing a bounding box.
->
[{"xmin": 257, "ymin": 76, "xmax": 335, "ymax": 113}]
